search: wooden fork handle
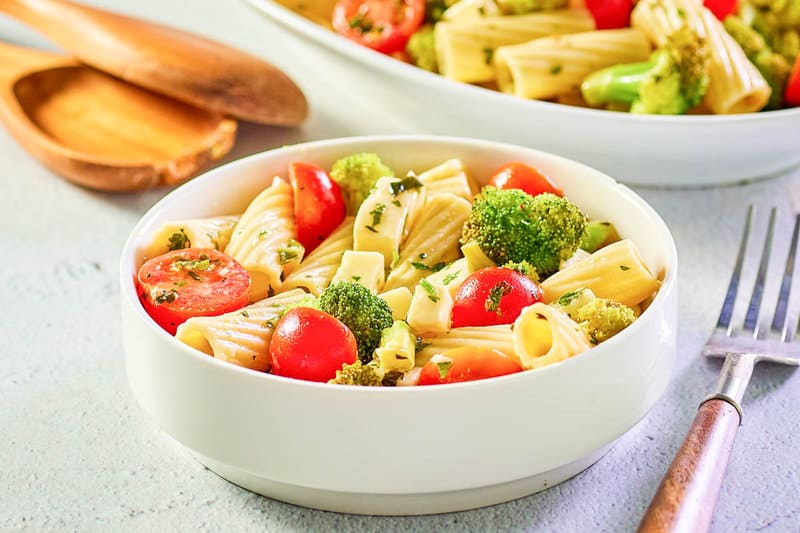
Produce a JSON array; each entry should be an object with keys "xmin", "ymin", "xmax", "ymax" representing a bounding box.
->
[{"xmin": 638, "ymin": 399, "xmax": 740, "ymax": 533}]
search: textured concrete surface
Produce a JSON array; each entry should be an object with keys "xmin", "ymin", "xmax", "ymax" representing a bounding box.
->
[{"xmin": 1, "ymin": 1, "xmax": 799, "ymax": 531}]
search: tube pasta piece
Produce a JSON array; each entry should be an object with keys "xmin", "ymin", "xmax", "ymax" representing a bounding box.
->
[
  {"xmin": 375, "ymin": 321, "xmax": 417, "ymax": 373},
  {"xmin": 416, "ymin": 325, "xmax": 515, "ymax": 367},
  {"xmin": 416, "ymin": 159, "xmax": 474, "ymax": 201},
  {"xmin": 426, "ymin": 258, "xmax": 471, "ymax": 298},
  {"xmin": 224, "ymin": 177, "xmax": 300, "ymax": 302},
  {"xmin": 353, "ymin": 176, "xmax": 423, "ymax": 268},
  {"xmin": 383, "ymin": 193, "xmax": 471, "ymax": 291},
  {"xmin": 175, "ymin": 289, "xmax": 309, "ymax": 372},
  {"xmin": 407, "ymin": 282, "xmax": 454, "ymax": 336},
  {"xmin": 541, "ymin": 239, "xmax": 661, "ymax": 308},
  {"xmin": 143, "ymin": 215, "xmax": 240, "ymax": 260},
  {"xmin": 282, "ymin": 217, "xmax": 354, "ymax": 296},
  {"xmin": 434, "ymin": 9, "xmax": 595, "ymax": 83},
  {"xmin": 631, "ymin": 0, "xmax": 770, "ymax": 113},
  {"xmin": 378, "ymin": 287, "xmax": 414, "ymax": 320},
  {"xmin": 512, "ymin": 302, "xmax": 592, "ymax": 370},
  {"xmin": 494, "ymin": 29, "xmax": 652, "ymax": 100},
  {"xmin": 331, "ymin": 250, "xmax": 386, "ymax": 292}
]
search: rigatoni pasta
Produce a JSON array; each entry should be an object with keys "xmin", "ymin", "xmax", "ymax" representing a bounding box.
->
[
  {"xmin": 224, "ymin": 177, "xmax": 300, "ymax": 301},
  {"xmin": 434, "ymin": 9, "xmax": 595, "ymax": 83},
  {"xmin": 494, "ymin": 28, "xmax": 652, "ymax": 100},
  {"xmin": 143, "ymin": 215, "xmax": 240, "ymax": 260}
]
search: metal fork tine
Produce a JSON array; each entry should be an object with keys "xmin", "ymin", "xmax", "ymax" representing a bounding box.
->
[
  {"xmin": 744, "ymin": 207, "xmax": 777, "ymax": 337},
  {"xmin": 716, "ymin": 205, "xmax": 754, "ymax": 333},
  {"xmin": 771, "ymin": 213, "xmax": 800, "ymax": 341}
]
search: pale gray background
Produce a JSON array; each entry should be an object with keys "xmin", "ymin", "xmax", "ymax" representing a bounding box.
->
[{"xmin": 1, "ymin": 1, "xmax": 798, "ymax": 531}]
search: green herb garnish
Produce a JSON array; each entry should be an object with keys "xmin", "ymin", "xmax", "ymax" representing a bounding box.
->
[
  {"xmin": 167, "ymin": 229, "xmax": 190, "ymax": 251},
  {"xmin": 420, "ymin": 279, "xmax": 440, "ymax": 302},
  {"xmin": 485, "ymin": 280, "xmax": 512, "ymax": 314},
  {"xmin": 277, "ymin": 239, "xmax": 304, "ymax": 265},
  {"xmin": 389, "ymin": 175, "xmax": 423, "ymax": 196}
]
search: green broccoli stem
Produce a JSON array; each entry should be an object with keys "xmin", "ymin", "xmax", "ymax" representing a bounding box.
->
[{"xmin": 581, "ymin": 58, "xmax": 659, "ymax": 107}]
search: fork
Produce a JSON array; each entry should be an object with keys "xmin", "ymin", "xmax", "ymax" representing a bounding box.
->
[{"xmin": 638, "ymin": 205, "xmax": 800, "ymax": 533}]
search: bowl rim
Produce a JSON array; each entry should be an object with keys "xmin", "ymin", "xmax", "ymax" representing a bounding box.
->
[
  {"xmin": 247, "ymin": 0, "xmax": 800, "ymax": 125},
  {"xmin": 120, "ymin": 134, "xmax": 678, "ymax": 393}
]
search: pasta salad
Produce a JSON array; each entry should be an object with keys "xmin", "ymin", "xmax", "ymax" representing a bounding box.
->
[
  {"xmin": 136, "ymin": 152, "xmax": 662, "ymax": 386},
  {"xmin": 276, "ymin": 0, "xmax": 800, "ymax": 114}
]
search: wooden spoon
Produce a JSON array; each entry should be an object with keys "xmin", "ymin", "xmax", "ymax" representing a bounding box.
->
[
  {"xmin": 0, "ymin": 0, "xmax": 308, "ymax": 126},
  {"xmin": 0, "ymin": 42, "xmax": 237, "ymax": 192}
]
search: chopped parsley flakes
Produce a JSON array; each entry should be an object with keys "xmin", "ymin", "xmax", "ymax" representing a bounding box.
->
[
  {"xmin": 485, "ymin": 280, "xmax": 512, "ymax": 315},
  {"xmin": 389, "ymin": 175, "xmax": 423, "ymax": 196},
  {"xmin": 277, "ymin": 239, "xmax": 304, "ymax": 265},
  {"xmin": 420, "ymin": 279, "xmax": 440, "ymax": 302},
  {"xmin": 167, "ymin": 229, "xmax": 190, "ymax": 251},
  {"xmin": 369, "ymin": 203, "xmax": 386, "ymax": 227}
]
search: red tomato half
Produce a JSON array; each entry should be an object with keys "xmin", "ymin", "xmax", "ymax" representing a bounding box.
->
[
  {"xmin": 488, "ymin": 162, "xmax": 563, "ymax": 197},
  {"xmin": 269, "ymin": 307, "xmax": 358, "ymax": 382},
  {"xmin": 137, "ymin": 248, "xmax": 250, "ymax": 335},
  {"xmin": 289, "ymin": 161, "xmax": 346, "ymax": 253},
  {"xmin": 703, "ymin": 0, "xmax": 738, "ymax": 20},
  {"xmin": 785, "ymin": 55, "xmax": 800, "ymax": 107},
  {"xmin": 332, "ymin": 0, "xmax": 425, "ymax": 54},
  {"xmin": 417, "ymin": 347, "xmax": 523, "ymax": 385},
  {"xmin": 584, "ymin": 0, "xmax": 633, "ymax": 29},
  {"xmin": 451, "ymin": 267, "xmax": 543, "ymax": 328}
]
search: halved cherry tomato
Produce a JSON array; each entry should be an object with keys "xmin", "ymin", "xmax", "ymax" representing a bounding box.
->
[
  {"xmin": 417, "ymin": 347, "xmax": 523, "ymax": 385},
  {"xmin": 137, "ymin": 248, "xmax": 250, "ymax": 335},
  {"xmin": 289, "ymin": 161, "xmax": 346, "ymax": 253},
  {"xmin": 451, "ymin": 267, "xmax": 543, "ymax": 328},
  {"xmin": 269, "ymin": 307, "xmax": 358, "ymax": 382},
  {"xmin": 703, "ymin": 0, "xmax": 738, "ymax": 20},
  {"xmin": 785, "ymin": 54, "xmax": 800, "ymax": 107},
  {"xmin": 488, "ymin": 162, "xmax": 563, "ymax": 197},
  {"xmin": 332, "ymin": 0, "xmax": 425, "ymax": 54},
  {"xmin": 584, "ymin": 0, "xmax": 633, "ymax": 29}
]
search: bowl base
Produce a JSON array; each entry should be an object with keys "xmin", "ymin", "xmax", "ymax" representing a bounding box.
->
[{"xmin": 191, "ymin": 444, "xmax": 612, "ymax": 515}]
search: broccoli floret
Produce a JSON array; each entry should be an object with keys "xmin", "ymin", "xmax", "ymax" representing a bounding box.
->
[
  {"xmin": 739, "ymin": 2, "xmax": 800, "ymax": 62},
  {"xmin": 461, "ymin": 188, "xmax": 586, "ymax": 278},
  {"xmin": 725, "ymin": 15, "xmax": 792, "ymax": 109},
  {"xmin": 425, "ymin": 0, "xmax": 458, "ymax": 22},
  {"xmin": 329, "ymin": 360, "xmax": 384, "ymax": 386},
  {"xmin": 495, "ymin": 0, "xmax": 566, "ymax": 15},
  {"xmin": 407, "ymin": 26, "xmax": 438, "ymax": 72},
  {"xmin": 330, "ymin": 153, "xmax": 395, "ymax": 215},
  {"xmin": 502, "ymin": 260, "xmax": 540, "ymax": 283},
  {"xmin": 581, "ymin": 27, "xmax": 709, "ymax": 114},
  {"xmin": 580, "ymin": 221, "xmax": 619, "ymax": 253},
  {"xmin": 570, "ymin": 298, "xmax": 636, "ymax": 345},
  {"xmin": 318, "ymin": 281, "xmax": 394, "ymax": 363}
]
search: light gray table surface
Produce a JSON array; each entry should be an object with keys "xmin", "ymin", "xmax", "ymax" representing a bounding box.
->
[{"xmin": 1, "ymin": 1, "xmax": 799, "ymax": 531}]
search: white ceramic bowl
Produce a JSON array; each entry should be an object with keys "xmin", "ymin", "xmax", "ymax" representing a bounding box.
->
[
  {"xmin": 120, "ymin": 135, "xmax": 677, "ymax": 515},
  {"xmin": 246, "ymin": 0, "xmax": 800, "ymax": 187}
]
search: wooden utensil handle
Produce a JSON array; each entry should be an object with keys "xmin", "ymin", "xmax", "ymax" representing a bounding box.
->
[{"xmin": 638, "ymin": 399, "xmax": 740, "ymax": 533}]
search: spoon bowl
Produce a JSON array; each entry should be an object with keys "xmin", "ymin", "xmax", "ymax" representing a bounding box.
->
[{"xmin": 0, "ymin": 42, "xmax": 236, "ymax": 191}]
